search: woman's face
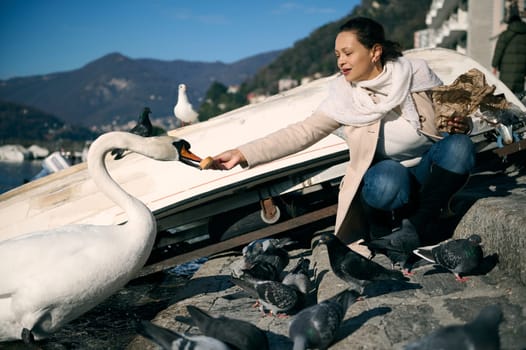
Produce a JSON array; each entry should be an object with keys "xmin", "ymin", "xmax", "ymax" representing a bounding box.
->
[{"xmin": 335, "ymin": 31, "xmax": 382, "ymax": 83}]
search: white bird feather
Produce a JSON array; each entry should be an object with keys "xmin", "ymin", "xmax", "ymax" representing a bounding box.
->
[
  {"xmin": 174, "ymin": 83, "xmax": 199, "ymax": 125},
  {"xmin": 0, "ymin": 132, "xmax": 199, "ymax": 343}
]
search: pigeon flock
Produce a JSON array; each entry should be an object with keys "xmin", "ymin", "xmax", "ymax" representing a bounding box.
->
[{"xmin": 134, "ymin": 233, "xmax": 501, "ymax": 350}]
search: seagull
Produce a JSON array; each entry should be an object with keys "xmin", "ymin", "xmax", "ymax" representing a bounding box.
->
[
  {"xmin": 404, "ymin": 304, "xmax": 503, "ymax": 350},
  {"xmin": 288, "ymin": 288, "xmax": 360, "ymax": 350},
  {"xmin": 0, "ymin": 132, "xmax": 203, "ymax": 343},
  {"xmin": 361, "ymin": 219, "xmax": 421, "ymax": 275},
  {"xmin": 317, "ymin": 233, "xmax": 408, "ymax": 295},
  {"xmin": 137, "ymin": 320, "xmax": 231, "ymax": 350},
  {"xmin": 413, "ymin": 234, "xmax": 484, "ymax": 282},
  {"xmin": 174, "ymin": 83, "xmax": 199, "ymax": 126},
  {"xmin": 182, "ymin": 305, "xmax": 270, "ymax": 350},
  {"xmin": 111, "ymin": 107, "xmax": 154, "ymax": 160}
]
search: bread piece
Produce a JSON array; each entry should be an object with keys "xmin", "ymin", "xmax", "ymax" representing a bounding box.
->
[{"xmin": 199, "ymin": 156, "xmax": 215, "ymax": 170}]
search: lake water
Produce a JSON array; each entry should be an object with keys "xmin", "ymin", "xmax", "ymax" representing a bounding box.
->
[{"xmin": 0, "ymin": 160, "xmax": 43, "ymax": 194}]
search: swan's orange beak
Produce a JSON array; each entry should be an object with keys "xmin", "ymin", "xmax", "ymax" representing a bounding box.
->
[{"xmin": 174, "ymin": 139, "xmax": 211, "ymax": 170}]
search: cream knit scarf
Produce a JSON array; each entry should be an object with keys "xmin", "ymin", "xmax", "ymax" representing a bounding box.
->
[{"xmin": 317, "ymin": 57, "xmax": 442, "ymax": 129}]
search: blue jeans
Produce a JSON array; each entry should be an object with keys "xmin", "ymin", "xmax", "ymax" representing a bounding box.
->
[{"xmin": 361, "ymin": 134, "xmax": 475, "ymax": 211}]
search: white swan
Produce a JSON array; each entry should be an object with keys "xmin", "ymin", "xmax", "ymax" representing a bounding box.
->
[
  {"xmin": 0, "ymin": 131, "xmax": 203, "ymax": 343},
  {"xmin": 174, "ymin": 83, "xmax": 199, "ymax": 126}
]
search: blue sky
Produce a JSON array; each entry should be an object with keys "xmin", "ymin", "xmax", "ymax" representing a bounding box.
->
[{"xmin": 0, "ymin": 0, "xmax": 360, "ymax": 80}]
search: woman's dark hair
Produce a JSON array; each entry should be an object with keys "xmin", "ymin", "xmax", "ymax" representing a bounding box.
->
[{"xmin": 339, "ymin": 17, "xmax": 402, "ymax": 65}]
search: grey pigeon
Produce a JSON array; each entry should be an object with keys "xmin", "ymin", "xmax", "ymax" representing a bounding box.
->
[
  {"xmin": 111, "ymin": 107, "xmax": 154, "ymax": 160},
  {"xmin": 282, "ymin": 257, "xmax": 311, "ymax": 294},
  {"xmin": 318, "ymin": 233, "xmax": 408, "ymax": 295},
  {"xmin": 234, "ymin": 241, "xmax": 290, "ymax": 281},
  {"xmin": 404, "ymin": 304, "xmax": 503, "ymax": 350},
  {"xmin": 413, "ymin": 234, "xmax": 484, "ymax": 282},
  {"xmin": 185, "ymin": 305, "xmax": 269, "ymax": 350},
  {"xmin": 231, "ymin": 274, "xmax": 304, "ymax": 317},
  {"xmin": 232, "ymin": 258, "xmax": 284, "ymax": 282},
  {"xmin": 361, "ymin": 219, "xmax": 421, "ymax": 275},
  {"xmin": 243, "ymin": 239, "xmax": 290, "ymax": 268},
  {"xmin": 137, "ymin": 320, "xmax": 230, "ymax": 350},
  {"xmin": 242, "ymin": 237, "xmax": 295, "ymax": 260},
  {"xmin": 288, "ymin": 288, "xmax": 360, "ymax": 350}
]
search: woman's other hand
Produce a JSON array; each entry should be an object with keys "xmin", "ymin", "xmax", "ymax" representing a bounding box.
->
[{"xmin": 447, "ymin": 115, "xmax": 472, "ymax": 134}]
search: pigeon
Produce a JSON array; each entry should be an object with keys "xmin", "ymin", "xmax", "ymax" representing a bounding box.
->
[
  {"xmin": 243, "ymin": 238, "xmax": 291, "ymax": 267},
  {"xmin": 183, "ymin": 305, "xmax": 269, "ymax": 350},
  {"xmin": 242, "ymin": 237, "xmax": 295, "ymax": 260},
  {"xmin": 318, "ymin": 233, "xmax": 408, "ymax": 295},
  {"xmin": 361, "ymin": 219, "xmax": 421, "ymax": 275},
  {"xmin": 413, "ymin": 234, "xmax": 484, "ymax": 282},
  {"xmin": 232, "ymin": 258, "xmax": 284, "ymax": 282},
  {"xmin": 231, "ymin": 274, "xmax": 304, "ymax": 317},
  {"xmin": 477, "ymin": 106, "xmax": 523, "ymax": 147},
  {"xmin": 288, "ymin": 288, "xmax": 360, "ymax": 350},
  {"xmin": 404, "ymin": 304, "xmax": 503, "ymax": 350},
  {"xmin": 282, "ymin": 257, "xmax": 311, "ymax": 294},
  {"xmin": 233, "ymin": 240, "xmax": 290, "ymax": 281},
  {"xmin": 174, "ymin": 83, "xmax": 199, "ymax": 126},
  {"xmin": 111, "ymin": 107, "xmax": 154, "ymax": 160},
  {"xmin": 136, "ymin": 319, "xmax": 231, "ymax": 350}
]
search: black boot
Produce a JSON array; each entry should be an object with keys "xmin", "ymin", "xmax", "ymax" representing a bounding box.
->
[
  {"xmin": 360, "ymin": 193, "xmax": 393, "ymax": 241},
  {"xmin": 408, "ymin": 164, "xmax": 469, "ymax": 245}
]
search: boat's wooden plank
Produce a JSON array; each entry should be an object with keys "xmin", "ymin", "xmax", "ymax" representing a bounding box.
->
[
  {"xmin": 492, "ymin": 139, "xmax": 526, "ymax": 157},
  {"xmin": 138, "ymin": 203, "xmax": 338, "ymax": 277}
]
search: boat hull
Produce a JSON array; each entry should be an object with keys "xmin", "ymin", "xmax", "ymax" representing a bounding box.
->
[{"xmin": 1, "ymin": 48, "xmax": 524, "ymax": 244}]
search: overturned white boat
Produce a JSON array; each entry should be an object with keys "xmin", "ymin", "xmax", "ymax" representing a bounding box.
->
[{"xmin": 1, "ymin": 48, "xmax": 524, "ymax": 271}]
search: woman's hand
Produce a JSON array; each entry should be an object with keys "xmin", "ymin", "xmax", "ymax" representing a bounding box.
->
[
  {"xmin": 447, "ymin": 115, "xmax": 472, "ymax": 134},
  {"xmin": 209, "ymin": 149, "xmax": 247, "ymax": 170}
]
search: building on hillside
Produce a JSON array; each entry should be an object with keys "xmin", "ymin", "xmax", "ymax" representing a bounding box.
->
[
  {"xmin": 278, "ymin": 78, "xmax": 299, "ymax": 92},
  {"xmin": 246, "ymin": 92, "xmax": 267, "ymax": 104},
  {"xmin": 414, "ymin": 0, "xmax": 525, "ymax": 70},
  {"xmin": 227, "ymin": 85, "xmax": 240, "ymax": 94}
]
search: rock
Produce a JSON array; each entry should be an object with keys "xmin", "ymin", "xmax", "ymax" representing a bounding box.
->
[
  {"xmin": 0, "ymin": 144, "xmax": 30, "ymax": 162},
  {"xmin": 454, "ymin": 195, "xmax": 526, "ymax": 285},
  {"xmin": 453, "ymin": 151, "xmax": 526, "ymax": 285},
  {"xmin": 28, "ymin": 144, "xmax": 49, "ymax": 159}
]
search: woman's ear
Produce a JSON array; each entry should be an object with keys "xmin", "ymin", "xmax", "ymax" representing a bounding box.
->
[{"xmin": 372, "ymin": 44, "xmax": 383, "ymax": 63}]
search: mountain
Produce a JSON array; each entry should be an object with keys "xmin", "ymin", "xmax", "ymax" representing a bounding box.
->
[
  {"xmin": 0, "ymin": 50, "xmax": 282, "ymax": 129},
  {"xmin": 0, "ymin": 100, "xmax": 97, "ymax": 146},
  {"xmin": 0, "ymin": 0, "xmax": 432, "ymax": 132},
  {"xmin": 202, "ymin": 0, "xmax": 432, "ymax": 118},
  {"xmin": 241, "ymin": 0, "xmax": 432, "ymax": 95}
]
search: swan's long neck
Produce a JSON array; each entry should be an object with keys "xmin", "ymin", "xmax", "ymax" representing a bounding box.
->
[{"xmin": 87, "ymin": 132, "xmax": 155, "ymax": 231}]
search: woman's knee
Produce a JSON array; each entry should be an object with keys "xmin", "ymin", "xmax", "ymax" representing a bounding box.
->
[
  {"xmin": 362, "ymin": 160, "xmax": 411, "ymax": 209},
  {"xmin": 434, "ymin": 134, "xmax": 476, "ymax": 173}
]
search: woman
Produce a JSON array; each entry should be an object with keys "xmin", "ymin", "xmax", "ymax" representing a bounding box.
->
[{"xmin": 210, "ymin": 17, "xmax": 475, "ymax": 253}]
